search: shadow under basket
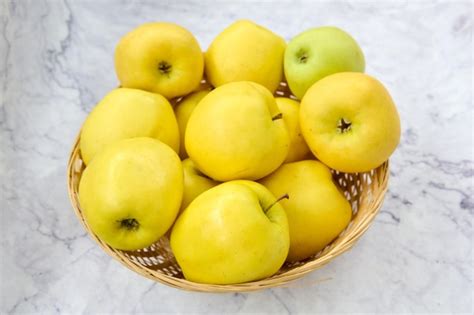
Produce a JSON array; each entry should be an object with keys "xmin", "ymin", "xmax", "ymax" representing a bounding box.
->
[{"xmin": 67, "ymin": 82, "xmax": 390, "ymax": 292}]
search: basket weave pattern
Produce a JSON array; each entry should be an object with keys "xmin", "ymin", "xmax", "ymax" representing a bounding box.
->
[{"xmin": 67, "ymin": 82, "xmax": 389, "ymax": 292}]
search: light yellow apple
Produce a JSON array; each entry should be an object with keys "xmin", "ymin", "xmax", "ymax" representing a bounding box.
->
[
  {"xmin": 275, "ymin": 97, "xmax": 311, "ymax": 163},
  {"xmin": 185, "ymin": 81, "xmax": 289, "ymax": 181},
  {"xmin": 170, "ymin": 180, "xmax": 289, "ymax": 284},
  {"xmin": 174, "ymin": 90, "xmax": 210, "ymax": 159},
  {"xmin": 115, "ymin": 22, "xmax": 204, "ymax": 99},
  {"xmin": 205, "ymin": 20, "xmax": 286, "ymax": 93},
  {"xmin": 180, "ymin": 158, "xmax": 219, "ymax": 212},
  {"xmin": 80, "ymin": 88, "xmax": 179, "ymax": 165},
  {"xmin": 260, "ymin": 160, "xmax": 352, "ymax": 262},
  {"xmin": 79, "ymin": 137, "xmax": 183, "ymax": 251},
  {"xmin": 300, "ymin": 72, "xmax": 401, "ymax": 173}
]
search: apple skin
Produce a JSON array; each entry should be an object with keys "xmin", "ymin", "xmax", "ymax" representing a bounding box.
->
[
  {"xmin": 79, "ymin": 137, "xmax": 183, "ymax": 251},
  {"xmin": 115, "ymin": 22, "xmax": 204, "ymax": 99},
  {"xmin": 180, "ymin": 158, "xmax": 219, "ymax": 212},
  {"xmin": 170, "ymin": 180, "xmax": 289, "ymax": 284},
  {"xmin": 80, "ymin": 88, "xmax": 179, "ymax": 165},
  {"xmin": 284, "ymin": 26, "xmax": 365, "ymax": 99},
  {"xmin": 185, "ymin": 81, "xmax": 289, "ymax": 181},
  {"xmin": 260, "ymin": 160, "xmax": 352, "ymax": 262},
  {"xmin": 300, "ymin": 72, "xmax": 400, "ymax": 173},
  {"xmin": 205, "ymin": 20, "xmax": 286, "ymax": 93},
  {"xmin": 275, "ymin": 97, "xmax": 311, "ymax": 163},
  {"xmin": 174, "ymin": 90, "xmax": 210, "ymax": 159}
]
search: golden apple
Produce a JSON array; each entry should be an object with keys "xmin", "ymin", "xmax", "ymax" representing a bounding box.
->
[
  {"xmin": 205, "ymin": 20, "xmax": 286, "ymax": 93},
  {"xmin": 80, "ymin": 88, "xmax": 179, "ymax": 165},
  {"xmin": 275, "ymin": 97, "xmax": 311, "ymax": 163},
  {"xmin": 79, "ymin": 138, "xmax": 183, "ymax": 251},
  {"xmin": 174, "ymin": 90, "xmax": 210, "ymax": 159},
  {"xmin": 181, "ymin": 158, "xmax": 219, "ymax": 212},
  {"xmin": 170, "ymin": 180, "xmax": 289, "ymax": 284},
  {"xmin": 115, "ymin": 22, "xmax": 204, "ymax": 99},
  {"xmin": 260, "ymin": 160, "xmax": 352, "ymax": 262},
  {"xmin": 185, "ymin": 81, "xmax": 289, "ymax": 181},
  {"xmin": 300, "ymin": 72, "xmax": 400, "ymax": 172}
]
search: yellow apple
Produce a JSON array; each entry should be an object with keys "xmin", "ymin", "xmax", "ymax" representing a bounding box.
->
[
  {"xmin": 205, "ymin": 20, "xmax": 286, "ymax": 93},
  {"xmin": 115, "ymin": 22, "xmax": 204, "ymax": 99},
  {"xmin": 260, "ymin": 160, "xmax": 352, "ymax": 262},
  {"xmin": 80, "ymin": 88, "xmax": 179, "ymax": 165},
  {"xmin": 300, "ymin": 72, "xmax": 401, "ymax": 173},
  {"xmin": 185, "ymin": 81, "xmax": 289, "ymax": 181},
  {"xmin": 174, "ymin": 90, "xmax": 210, "ymax": 159},
  {"xmin": 170, "ymin": 180, "xmax": 289, "ymax": 284},
  {"xmin": 275, "ymin": 97, "xmax": 311, "ymax": 163},
  {"xmin": 79, "ymin": 137, "xmax": 183, "ymax": 251},
  {"xmin": 181, "ymin": 158, "xmax": 219, "ymax": 212}
]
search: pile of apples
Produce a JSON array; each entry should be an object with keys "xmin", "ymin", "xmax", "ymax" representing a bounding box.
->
[{"xmin": 78, "ymin": 20, "xmax": 400, "ymax": 285}]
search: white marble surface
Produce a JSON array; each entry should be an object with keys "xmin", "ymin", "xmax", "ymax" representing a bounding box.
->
[{"xmin": 1, "ymin": 0, "xmax": 472, "ymax": 313}]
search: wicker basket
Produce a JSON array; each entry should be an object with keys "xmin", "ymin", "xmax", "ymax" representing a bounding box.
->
[{"xmin": 67, "ymin": 82, "xmax": 389, "ymax": 292}]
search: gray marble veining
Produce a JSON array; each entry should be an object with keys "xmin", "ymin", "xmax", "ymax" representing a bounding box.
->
[{"xmin": 1, "ymin": 0, "xmax": 472, "ymax": 313}]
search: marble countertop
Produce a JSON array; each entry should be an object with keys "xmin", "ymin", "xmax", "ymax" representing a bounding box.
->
[{"xmin": 1, "ymin": 0, "xmax": 472, "ymax": 313}]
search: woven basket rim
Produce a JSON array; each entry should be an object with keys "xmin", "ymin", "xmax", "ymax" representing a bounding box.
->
[
  {"xmin": 67, "ymin": 130, "xmax": 389, "ymax": 292},
  {"xmin": 67, "ymin": 79, "xmax": 390, "ymax": 292}
]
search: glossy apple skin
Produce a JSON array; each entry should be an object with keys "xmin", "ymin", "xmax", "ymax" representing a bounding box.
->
[
  {"xmin": 170, "ymin": 180, "xmax": 289, "ymax": 284},
  {"xmin": 260, "ymin": 160, "xmax": 352, "ymax": 262},
  {"xmin": 300, "ymin": 72, "xmax": 400, "ymax": 173},
  {"xmin": 80, "ymin": 88, "xmax": 179, "ymax": 165},
  {"xmin": 180, "ymin": 158, "xmax": 219, "ymax": 212},
  {"xmin": 79, "ymin": 138, "xmax": 183, "ymax": 251},
  {"xmin": 115, "ymin": 22, "xmax": 204, "ymax": 99},
  {"xmin": 205, "ymin": 19, "xmax": 286, "ymax": 93},
  {"xmin": 275, "ymin": 97, "xmax": 311, "ymax": 163},
  {"xmin": 185, "ymin": 81, "xmax": 289, "ymax": 181}
]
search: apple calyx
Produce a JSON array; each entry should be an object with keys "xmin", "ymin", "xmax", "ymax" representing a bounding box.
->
[
  {"xmin": 119, "ymin": 218, "xmax": 140, "ymax": 231},
  {"xmin": 158, "ymin": 61, "xmax": 172, "ymax": 75},
  {"xmin": 298, "ymin": 54, "xmax": 308, "ymax": 63},
  {"xmin": 337, "ymin": 118, "xmax": 352, "ymax": 133},
  {"xmin": 263, "ymin": 193, "xmax": 289, "ymax": 213},
  {"xmin": 272, "ymin": 113, "xmax": 283, "ymax": 121},
  {"xmin": 296, "ymin": 49, "xmax": 309, "ymax": 64}
]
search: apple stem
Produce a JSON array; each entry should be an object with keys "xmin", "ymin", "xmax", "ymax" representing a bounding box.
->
[
  {"xmin": 264, "ymin": 193, "xmax": 289, "ymax": 212},
  {"xmin": 272, "ymin": 113, "xmax": 283, "ymax": 121}
]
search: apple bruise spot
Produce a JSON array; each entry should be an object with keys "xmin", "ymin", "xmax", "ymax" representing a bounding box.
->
[
  {"xmin": 158, "ymin": 61, "xmax": 172, "ymax": 76},
  {"xmin": 119, "ymin": 218, "xmax": 140, "ymax": 231},
  {"xmin": 337, "ymin": 118, "xmax": 352, "ymax": 133}
]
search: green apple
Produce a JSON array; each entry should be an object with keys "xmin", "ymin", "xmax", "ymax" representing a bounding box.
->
[
  {"xmin": 181, "ymin": 158, "xmax": 219, "ymax": 212},
  {"xmin": 300, "ymin": 72, "xmax": 400, "ymax": 173},
  {"xmin": 260, "ymin": 160, "xmax": 352, "ymax": 262},
  {"xmin": 275, "ymin": 97, "xmax": 311, "ymax": 162},
  {"xmin": 170, "ymin": 180, "xmax": 289, "ymax": 284},
  {"xmin": 80, "ymin": 88, "xmax": 179, "ymax": 165},
  {"xmin": 185, "ymin": 81, "xmax": 290, "ymax": 181},
  {"xmin": 79, "ymin": 137, "xmax": 183, "ymax": 251},
  {"xmin": 115, "ymin": 22, "xmax": 204, "ymax": 99},
  {"xmin": 174, "ymin": 90, "xmax": 210, "ymax": 159},
  {"xmin": 284, "ymin": 26, "xmax": 365, "ymax": 99}
]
